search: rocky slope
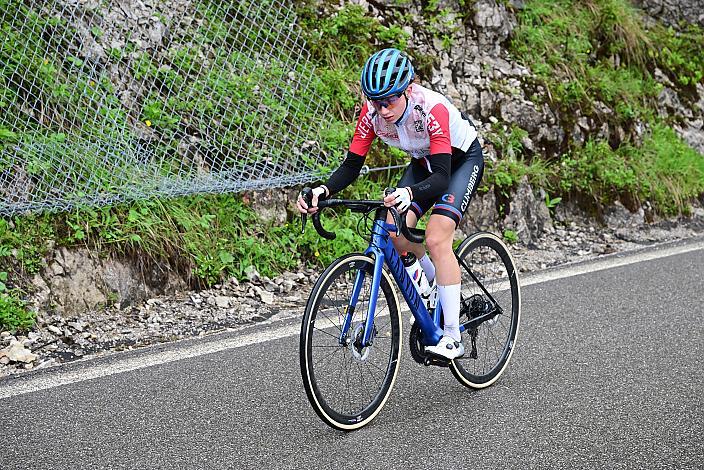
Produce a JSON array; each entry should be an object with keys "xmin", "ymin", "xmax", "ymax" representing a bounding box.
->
[
  {"xmin": 2, "ymin": 0, "xmax": 704, "ymax": 374},
  {"xmin": 634, "ymin": 0, "xmax": 704, "ymax": 27}
]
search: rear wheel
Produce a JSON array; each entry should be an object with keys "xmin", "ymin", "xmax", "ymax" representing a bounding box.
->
[
  {"xmin": 450, "ymin": 232, "xmax": 521, "ymax": 388},
  {"xmin": 300, "ymin": 253, "xmax": 401, "ymax": 430}
]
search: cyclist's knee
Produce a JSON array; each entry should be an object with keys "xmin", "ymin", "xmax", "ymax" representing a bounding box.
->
[{"xmin": 426, "ymin": 217, "xmax": 455, "ymax": 257}]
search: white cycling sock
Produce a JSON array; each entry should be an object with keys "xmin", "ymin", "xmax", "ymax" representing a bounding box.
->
[
  {"xmin": 437, "ymin": 283, "xmax": 461, "ymax": 342},
  {"xmin": 419, "ymin": 254, "xmax": 436, "ymax": 283}
]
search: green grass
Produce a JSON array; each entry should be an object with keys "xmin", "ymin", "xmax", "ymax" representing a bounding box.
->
[
  {"xmin": 510, "ymin": 0, "xmax": 661, "ymax": 122},
  {"xmin": 556, "ymin": 124, "xmax": 704, "ymax": 214},
  {"xmin": 508, "ymin": 0, "xmax": 703, "ymax": 214},
  {"xmin": 50, "ymin": 187, "xmax": 381, "ymax": 286},
  {"xmin": 0, "ymin": 293, "xmax": 35, "ymax": 333},
  {"xmin": 0, "ymin": 271, "xmax": 36, "ymax": 332}
]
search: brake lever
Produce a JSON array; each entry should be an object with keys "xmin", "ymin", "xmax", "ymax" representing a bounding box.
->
[
  {"xmin": 384, "ymin": 187, "xmax": 403, "ymax": 237},
  {"xmin": 388, "ymin": 207, "xmax": 402, "ymax": 238},
  {"xmin": 300, "ymin": 187, "xmax": 313, "ymax": 234}
]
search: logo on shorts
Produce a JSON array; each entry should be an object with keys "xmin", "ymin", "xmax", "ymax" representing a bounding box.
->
[
  {"xmin": 461, "ymin": 165, "xmax": 480, "ymax": 212},
  {"xmin": 441, "ymin": 194, "xmax": 455, "ymax": 204}
]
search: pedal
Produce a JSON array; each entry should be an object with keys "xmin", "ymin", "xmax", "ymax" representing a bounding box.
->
[{"xmin": 423, "ymin": 354, "xmax": 451, "ymax": 368}]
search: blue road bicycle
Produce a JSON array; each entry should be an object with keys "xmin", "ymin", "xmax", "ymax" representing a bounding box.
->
[{"xmin": 299, "ymin": 189, "xmax": 521, "ymax": 431}]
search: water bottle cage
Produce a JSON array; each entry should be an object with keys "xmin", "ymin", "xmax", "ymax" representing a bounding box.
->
[{"xmin": 421, "ymin": 281, "xmax": 438, "ymax": 310}]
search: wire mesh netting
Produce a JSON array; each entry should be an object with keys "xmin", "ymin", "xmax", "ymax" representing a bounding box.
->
[{"xmin": 0, "ymin": 0, "xmax": 330, "ymax": 216}]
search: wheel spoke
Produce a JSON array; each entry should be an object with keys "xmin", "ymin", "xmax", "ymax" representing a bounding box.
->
[
  {"xmin": 312, "ymin": 345, "xmax": 343, "ymax": 367},
  {"xmin": 312, "ymin": 325, "xmax": 342, "ymax": 341}
]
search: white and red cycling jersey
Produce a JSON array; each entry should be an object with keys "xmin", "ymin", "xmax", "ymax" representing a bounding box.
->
[{"xmin": 349, "ymin": 83, "xmax": 477, "ymax": 167}]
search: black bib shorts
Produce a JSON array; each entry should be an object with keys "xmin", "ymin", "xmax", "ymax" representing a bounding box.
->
[{"xmin": 398, "ymin": 138, "xmax": 484, "ymax": 227}]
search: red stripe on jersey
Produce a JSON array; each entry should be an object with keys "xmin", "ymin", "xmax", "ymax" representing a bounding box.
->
[
  {"xmin": 349, "ymin": 102, "xmax": 376, "ymax": 156},
  {"xmin": 427, "ymin": 103, "xmax": 452, "ymax": 155}
]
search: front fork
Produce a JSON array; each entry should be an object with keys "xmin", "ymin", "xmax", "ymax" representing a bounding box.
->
[{"xmin": 338, "ymin": 253, "xmax": 384, "ymax": 347}]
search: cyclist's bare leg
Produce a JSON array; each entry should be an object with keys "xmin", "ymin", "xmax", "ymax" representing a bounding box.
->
[
  {"xmin": 425, "ymin": 214, "xmax": 460, "ymax": 285},
  {"xmin": 425, "ymin": 213, "xmax": 463, "ymax": 346}
]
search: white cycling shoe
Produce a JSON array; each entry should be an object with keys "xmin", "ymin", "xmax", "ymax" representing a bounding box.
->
[{"xmin": 425, "ymin": 335, "xmax": 465, "ymax": 360}]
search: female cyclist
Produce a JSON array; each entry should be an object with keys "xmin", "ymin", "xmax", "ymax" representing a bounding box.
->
[{"xmin": 296, "ymin": 48, "xmax": 484, "ymax": 360}]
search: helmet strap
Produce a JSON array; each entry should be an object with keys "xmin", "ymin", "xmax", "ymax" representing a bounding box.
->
[{"xmin": 394, "ymin": 91, "xmax": 411, "ymax": 126}]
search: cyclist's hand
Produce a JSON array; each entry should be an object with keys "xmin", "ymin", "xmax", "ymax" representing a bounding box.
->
[
  {"xmin": 297, "ymin": 186, "xmax": 328, "ymax": 214},
  {"xmin": 383, "ymin": 187, "xmax": 413, "ymax": 213}
]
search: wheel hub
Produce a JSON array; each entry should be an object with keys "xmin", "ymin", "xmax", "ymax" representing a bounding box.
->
[
  {"xmin": 464, "ymin": 294, "xmax": 499, "ymax": 326},
  {"xmin": 350, "ymin": 323, "xmax": 371, "ymax": 361}
]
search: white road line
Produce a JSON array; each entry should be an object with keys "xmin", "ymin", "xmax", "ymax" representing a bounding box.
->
[
  {"xmin": 519, "ymin": 239, "xmax": 704, "ymax": 287},
  {"xmin": 0, "ymin": 324, "xmax": 300, "ymax": 400},
  {"xmin": 1, "ymin": 239, "xmax": 702, "ymax": 400}
]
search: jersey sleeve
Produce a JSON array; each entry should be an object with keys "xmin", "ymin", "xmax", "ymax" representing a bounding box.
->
[
  {"xmin": 348, "ymin": 102, "xmax": 376, "ymax": 156},
  {"xmin": 426, "ymin": 103, "xmax": 452, "ymax": 155}
]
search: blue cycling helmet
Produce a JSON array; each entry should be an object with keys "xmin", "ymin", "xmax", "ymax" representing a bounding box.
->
[{"xmin": 360, "ymin": 48, "xmax": 415, "ymax": 100}]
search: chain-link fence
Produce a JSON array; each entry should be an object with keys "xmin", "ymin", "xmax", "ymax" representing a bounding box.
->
[{"xmin": 0, "ymin": 0, "xmax": 330, "ymax": 217}]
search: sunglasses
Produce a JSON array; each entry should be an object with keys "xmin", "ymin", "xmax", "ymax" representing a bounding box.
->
[{"xmin": 368, "ymin": 93, "xmax": 404, "ymax": 110}]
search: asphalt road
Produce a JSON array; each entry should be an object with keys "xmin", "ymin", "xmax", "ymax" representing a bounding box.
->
[{"xmin": 1, "ymin": 242, "xmax": 702, "ymax": 469}]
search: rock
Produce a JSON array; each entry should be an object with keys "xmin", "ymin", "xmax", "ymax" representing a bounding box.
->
[
  {"xmin": 473, "ymin": 0, "xmax": 517, "ymax": 47},
  {"xmin": 68, "ymin": 321, "xmax": 85, "ymax": 333},
  {"xmin": 480, "ymin": 90, "xmax": 497, "ymax": 119},
  {"xmin": 281, "ymin": 279, "xmax": 296, "ymax": 293},
  {"xmin": 632, "ymin": 0, "xmax": 704, "ymax": 28},
  {"xmin": 264, "ymin": 281, "xmax": 278, "ymax": 292},
  {"xmin": 48, "ymin": 325, "xmax": 63, "ymax": 335},
  {"xmin": 248, "ymin": 189, "xmax": 291, "ymax": 225},
  {"xmin": 2, "ymin": 342, "xmax": 38, "ymax": 363},
  {"xmin": 214, "ymin": 296, "xmax": 231, "ymax": 308},
  {"xmin": 674, "ymin": 122, "xmax": 704, "ymax": 155},
  {"xmin": 254, "ymin": 286, "xmax": 274, "ymax": 305},
  {"xmin": 459, "ymin": 188, "xmax": 498, "ymax": 234},
  {"xmin": 603, "ymin": 201, "xmax": 645, "ymax": 229},
  {"xmin": 499, "ymin": 98, "xmax": 542, "ymax": 133},
  {"xmin": 244, "ymin": 265, "xmax": 260, "ymax": 282},
  {"xmin": 503, "ymin": 177, "xmax": 554, "ymax": 244}
]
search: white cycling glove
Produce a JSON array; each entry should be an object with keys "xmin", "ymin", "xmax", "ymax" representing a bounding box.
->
[
  {"xmin": 299, "ymin": 185, "xmax": 328, "ymax": 210},
  {"xmin": 389, "ymin": 187, "xmax": 413, "ymax": 213}
]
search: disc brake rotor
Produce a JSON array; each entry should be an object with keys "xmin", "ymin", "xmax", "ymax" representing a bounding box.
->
[{"xmin": 350, "ymin": 323, "xmax": 371, "ymax": 361}]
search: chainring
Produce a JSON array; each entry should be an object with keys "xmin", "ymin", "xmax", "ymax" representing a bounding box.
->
[{"xmin": 409, "ymin": 322, "xmax": 427, "ymax": 364}]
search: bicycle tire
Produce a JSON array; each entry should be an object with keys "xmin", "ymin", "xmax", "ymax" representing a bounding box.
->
[
  {"xmin": 300, "ymin": 253, "xmax": 401, "ymax": 430},
  {"xmin": 450, "ymin": 232, "xmax": 521, "ymax": 388}
]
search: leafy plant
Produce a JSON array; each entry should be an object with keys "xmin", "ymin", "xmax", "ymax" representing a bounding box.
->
[
  {"xmin": 503, "ymin": 229, "xmax": 519, "ymax": 244},
  {"xmin": 0, "ymin": 293, "xmax": 35, "ymax": 333},
  {"xmin": 545, "ymin": 192, "xmax": 562, "ymax": 210}
]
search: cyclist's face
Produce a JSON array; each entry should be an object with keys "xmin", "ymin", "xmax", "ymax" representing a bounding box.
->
[{"xmin": 369, "ymin": 89, "xmax": 408, "ymax": 121}]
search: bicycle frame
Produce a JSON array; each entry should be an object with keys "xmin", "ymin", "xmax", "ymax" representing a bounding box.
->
[{"xmin": 338, "ymin": 208, "xmax": 444, "ymax": 348}]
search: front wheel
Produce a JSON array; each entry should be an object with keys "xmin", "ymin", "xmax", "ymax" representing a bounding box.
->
[
  {"xmin": 450, "ymin": 232, "xmax": 521, "ymax": 388},
  {"xmin": 300, "ymin": 253, "xmax": 401, "ymax": 430}
]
